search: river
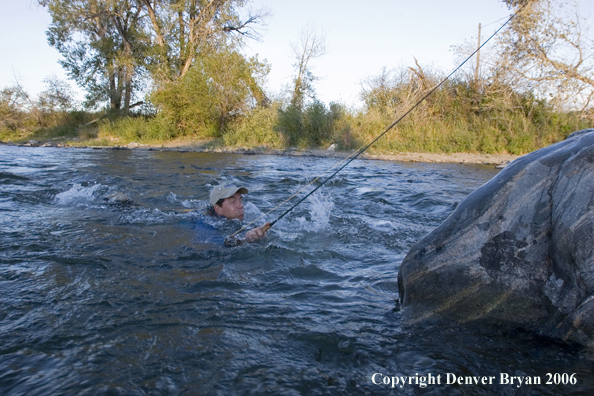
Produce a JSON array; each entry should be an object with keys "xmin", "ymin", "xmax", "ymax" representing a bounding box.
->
[{"xmin": 1, "ymin": 146, "xmax": 592, "ymax": 395}]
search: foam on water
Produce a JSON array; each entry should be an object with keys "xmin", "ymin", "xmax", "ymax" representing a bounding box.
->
[
  {"xmin": 4, "ymin": 147, "xmax": 592, "ymax": 396},
  {"xmin": 365, "ymin": 218, "xmax": 397, "ymax": 233},
  {"xmin": 167, "ymin": 191, "xmax": 178, "ymax": 204},
  {"xmin": 306, "ymin": 190, "xmax": 334, "ymax": 231},
  {"xmin": 54, "ymin": 183, "xmax": 106, "ymax": 206},
  {"xmin": 119, "ymin": 207, "xmax": 169, "ymax": 224},
  {"xmin": 285, "ymin": 190, "xmax": 334, "ymax": 233}
]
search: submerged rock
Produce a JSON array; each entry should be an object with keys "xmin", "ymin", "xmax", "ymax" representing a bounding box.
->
[
  {"xmin": 23, "ymin": 140, "xmax": 41, "ymax": 147},
  {"xmin": 495, "ymin": 160, "xmax": 510, "ymax": 169},
  {"xmin": 104, "ymin": 192, "xmax": 133, "ymax": 205},
  {"xmin": 398, "ymin": 128, "xmax": 594, "ymax": 347}
]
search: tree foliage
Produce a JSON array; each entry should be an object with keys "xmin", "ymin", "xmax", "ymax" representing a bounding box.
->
[
  {"xmin": 38, "ymin": 75, "xmax": 76, "ymax": 114},
  {"xmin": 360, "ymin": 61, "xmax": 436, "ymax": 117},
  {"xmin": 289, "ymin": 23, "xmax": 327, "ymax": 108},
  {"xmin": 150, "ymin": 47, "xmax": 269, "ymax": 137},
  {"xmin": 8, "ymin": 0, "xmax": 592, "ymax": 153},
  {"xmin": 496, "ymin": 0, "xmax": 594, "ymax": 111},
  {"xmin": 0, "ymin": 76, "xmax": 85, "ymax": 141},
  {"xmin": 0, "ymin": 86, "xmax": 33, "ymax": 135},
  {"xmin": 140, "ymin": 0, "xmax": 267, "ymax": 82},
  {"xmin": 39, "ymin": 0, "xmax": 268, "ymax": 113},
  {"xmin": 276, "ymin": 24, "xmax": 333, "ymax": 147},
  {"xmin": 40, "ymin": 0, "xmax": 147, "ymax": 112},
  {"xmin": 357, "ymin": 61, "xmax": 591, "ymax": 155}
]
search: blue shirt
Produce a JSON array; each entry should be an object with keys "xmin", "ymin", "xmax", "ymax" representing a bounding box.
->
[{"xmin": 192, "ymin": 211, "xmax": 246, "ymax": 246}]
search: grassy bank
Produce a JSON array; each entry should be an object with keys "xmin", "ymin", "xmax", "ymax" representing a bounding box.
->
[{"xmin": 2, "ymin": 89, "xmax": 592, "ymax": 156}]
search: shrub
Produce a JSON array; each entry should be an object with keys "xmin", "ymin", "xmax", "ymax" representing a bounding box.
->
[
  {"xmin": 97, "ymin": 115, "xmax": 174, "ymax": 143},
  {"xmin": 223, "ymin": 102, "xmax": 283, "ymax": 148}
]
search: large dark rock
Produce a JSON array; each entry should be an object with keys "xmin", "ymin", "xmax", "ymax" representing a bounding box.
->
[{"xmin": 398, "ymin": 129, "xmax": 594, "ymax": 347}]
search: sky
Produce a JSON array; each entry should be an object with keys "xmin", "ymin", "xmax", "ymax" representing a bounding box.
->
[{"xmin": 1, "ymin": 0, "xmax": 591, "ymax": 108}]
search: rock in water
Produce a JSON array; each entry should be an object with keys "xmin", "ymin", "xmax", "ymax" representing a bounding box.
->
[
  {"xmin": 104, "ymin": 192, "xmax": 133, "ymax": 205},
  {"xmin": 398, "ymin": 128, "xmax": 594, "ymax": 347}
]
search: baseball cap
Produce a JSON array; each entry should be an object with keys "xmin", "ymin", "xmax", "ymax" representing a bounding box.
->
[{"xmin": 210, "ymin": 183, "xmax": 249, "ymax": 206}]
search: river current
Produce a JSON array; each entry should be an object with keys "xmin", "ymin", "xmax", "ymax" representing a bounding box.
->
[{"xmin": 1, "ymin": 146, "xmax": 592, "ymax": 395}]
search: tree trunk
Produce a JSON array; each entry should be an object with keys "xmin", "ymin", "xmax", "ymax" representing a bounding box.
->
[
  {"xmin": 109, "ymin": 67, "xmax": 118, "ymax": 110},
  {"xmin": 124, "ymin": 67, "xmax": 132, "ymax": 114}
]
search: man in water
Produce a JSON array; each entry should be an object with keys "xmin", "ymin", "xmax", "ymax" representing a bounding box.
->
[{"xmin": 209, "ymin": 183, "xmax": 270, "ymax": 243}]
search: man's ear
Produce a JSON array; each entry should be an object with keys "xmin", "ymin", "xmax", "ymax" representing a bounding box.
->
[{"xmin": 214, "ymin": 204, "xmax": 223, "ymax": 216}]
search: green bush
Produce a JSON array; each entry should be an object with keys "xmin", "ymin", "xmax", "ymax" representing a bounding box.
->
[
  {"xmin": 277, "ymin": 100, "xmax": 356, "ymax": 149},
  {"xmin": 97, "ymin": 115, "xmax": 175, "ymax": 143},
  {"xmin": 150, "ymin": 48, "xmax": 269, "ymax": 139},
  {"xmin": 2, "ymin": 59, "xmax": 592, "ymax": 154},
  {"xmin": 223, "ymin": 102, "xmax": 283, "ymax": 148}
]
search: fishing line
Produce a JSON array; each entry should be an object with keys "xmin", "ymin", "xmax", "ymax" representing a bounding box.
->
[{"xmin": 229, "ymin": 0, "xmax": 533, "ymax": 240}]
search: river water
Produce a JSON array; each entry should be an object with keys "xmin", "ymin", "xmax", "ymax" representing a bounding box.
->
[{"xmin": 1, "ymin": 146, "xmax": 592, "ymax": 395}]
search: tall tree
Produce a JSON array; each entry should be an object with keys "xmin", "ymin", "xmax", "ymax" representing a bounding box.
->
[
  {"xmin": 140, "ymin": 0, "xmax": 267, "ymax": 82},
  {"xmin": 40, "ymin": 0, "xmax": 269, "ymax": 119},
  {"xmin": 40, "ymin": 0, "xmax": 146, "ymax": 113},
  {"xmin": 497, "ymin": 0, "xmax": 594, "ymax": 111},
  {"xmin": 143, "ymin": 1, "xmax": 270, "ymax": 136},
  {"xmin": 150, "ymin": 46, "xmax": 269, "ymax": 136},
  {"xmin": 289, "ymin": 23, "xmax": 327, "ymax": 108},
  {"xmin": 277, "ymin": 24, "xmax": 329, "ymax": 148}
]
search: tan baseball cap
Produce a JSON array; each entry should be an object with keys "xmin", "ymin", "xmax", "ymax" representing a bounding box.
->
[{"xmin": 210, "ymin": 183, "xmax": 248, "ymax": 206}]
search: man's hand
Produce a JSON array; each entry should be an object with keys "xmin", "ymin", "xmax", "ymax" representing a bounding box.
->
[{"xmin": 244, "ymin": 222, "xmax": 271, "ymax": 243}]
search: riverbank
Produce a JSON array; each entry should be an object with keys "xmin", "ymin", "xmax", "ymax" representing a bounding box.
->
[
  {"xmin": 1, "ymin": 137, "xmax": 520, "ymax": 166},
  {"xmin": 156, "ymin": 138, "xmax": 520, "ymax": 165}
]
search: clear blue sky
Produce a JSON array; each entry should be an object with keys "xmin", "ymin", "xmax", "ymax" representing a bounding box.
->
[{"xmin": 1, "ymin": 0, "xmax": 591, "ymax": 107}]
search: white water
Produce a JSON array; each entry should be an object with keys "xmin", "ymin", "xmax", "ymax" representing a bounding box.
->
[{"xmin": 2, "ymin": 146, "xmax": 592, "ymax": 396}]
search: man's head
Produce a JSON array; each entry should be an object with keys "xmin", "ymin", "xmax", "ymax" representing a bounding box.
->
[{"xmin": 210, "ymin": 183, "xmax": 249, "ymax": 220}]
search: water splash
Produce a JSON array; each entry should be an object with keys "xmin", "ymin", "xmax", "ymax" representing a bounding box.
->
[
  {"xmin": 290, "ymin": 190, "xmax": 334, "ymax": 232},
  {"xmin": 54, "ymin": 183, "xmax": 105, "ymax": 206},
  {"xmin": 308, "ymin": 190, "xmax": 334, "ymax": 231},
  {"xmin": 181, "ymin": 199, "xmax": 208, "ymax": 211},
  {"xmin": 167, "ymin": 192, "xmax": 178, "ymax": 204}
]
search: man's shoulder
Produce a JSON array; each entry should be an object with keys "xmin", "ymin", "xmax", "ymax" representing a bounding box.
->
[{"xmin": 193, "ymin": 210, "xmax": 227, "ymax": 244}]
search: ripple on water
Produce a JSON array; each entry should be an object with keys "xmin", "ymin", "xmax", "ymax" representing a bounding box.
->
[{"xmin": 0, "ymin": 147, "xmax": 591, "ymax": 395}]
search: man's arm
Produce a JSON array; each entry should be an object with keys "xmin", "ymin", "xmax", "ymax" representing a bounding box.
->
[
  {"xmin": 244, "ymin": 222, "xmax": 271, "ymax": 243},
  {"xmin": 224, "ymin": 223, "xmax": 271, "ymax": 246}
]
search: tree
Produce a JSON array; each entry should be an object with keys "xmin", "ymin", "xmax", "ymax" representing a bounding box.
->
[
  {"xmin": 289, "ymin": 23, "xmax": 328, "ymax": 108},
  {"xmin": 360, "ymin": 61, "xmax": 438, "ymax": 117},
  {"xmin": 40, "ymin": 0, "xmax": 147, "ymax": 113},
  {"xmin": 40, "ymin": 0, "xmax": 270, "ymax": 126},
  {"xmin": 497, "ymin": 0, "xmax": 594, "ymax": 111},
  {"xmin": 140, "ymin": 0, "xmax": 268, "ymax": 82},
  {"xmin": 276, "ymin": 24, "xmax": 329, "ymax": 148},
  {"xmin": 38, "ymin": 75, "xmax": 75, "ymax": 113},
  {"xmin": 0, "ymin": 86, "xmax": 32, "ymax": 134},
  {"xmin": 150, "ymin": 47, "xmax": 269, "ymax": 137}
]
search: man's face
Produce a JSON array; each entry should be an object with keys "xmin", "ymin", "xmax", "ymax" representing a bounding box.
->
[{"xmin": 214, "ymin": 192, "xmax": 245, "ymax": 220}]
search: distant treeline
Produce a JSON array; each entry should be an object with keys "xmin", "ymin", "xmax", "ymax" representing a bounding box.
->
[
  {"xmin": 2, "ymin": 65, "xmax": 592, "ymax": 155},
  {"xmin": 3, "ymin": 0, "xmax": 592, "ymax": 155}
]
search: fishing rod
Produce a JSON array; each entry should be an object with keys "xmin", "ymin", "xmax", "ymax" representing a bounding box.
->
[{"xmin": 228, "ymin": 0, "xmax": 532, "ymax": 243}]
